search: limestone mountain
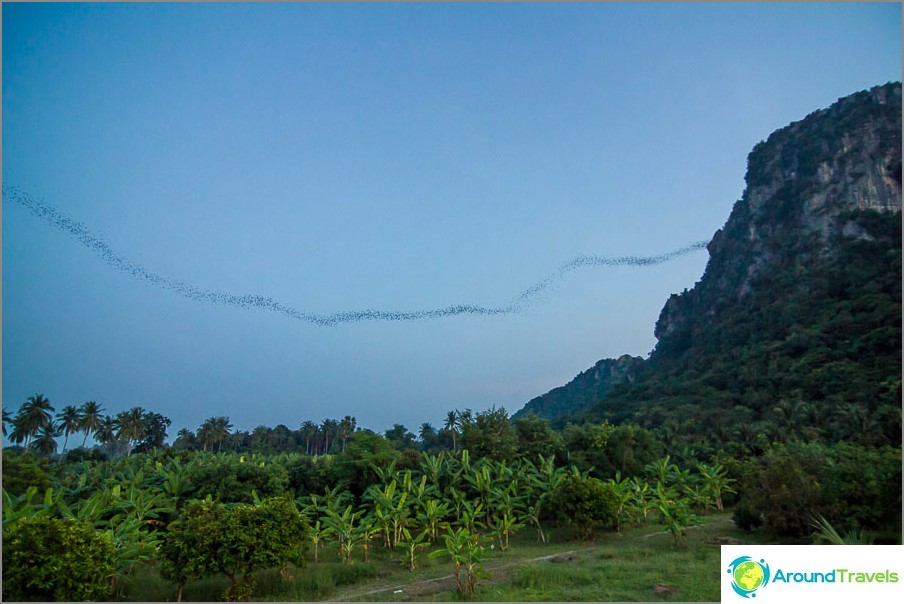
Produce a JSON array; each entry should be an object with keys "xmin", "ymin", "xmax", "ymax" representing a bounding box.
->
[
  {"xmin": 511, "ymin": 354, "xmax": 644, "ymax": 422},
  {"xmin": 517, "ymin": 82, "xmax": 902, "ymax": 446}
]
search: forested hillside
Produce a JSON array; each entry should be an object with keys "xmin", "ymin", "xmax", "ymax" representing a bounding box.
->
[{"xmin": 519, "ymin": 83, "xmax": 902, "ymax": 452}]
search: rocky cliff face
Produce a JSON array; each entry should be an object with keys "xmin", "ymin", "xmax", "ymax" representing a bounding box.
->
[
  {"xmin": 655, "ymin": 83, "xmax": 901, "ymax": 343},
  {"xmin": 515, "ymin": 83, "xmax": 902, "ymax": 427}
]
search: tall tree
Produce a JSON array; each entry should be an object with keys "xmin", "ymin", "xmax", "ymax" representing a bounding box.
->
[
  {"xmin": 198, "ymin": 416, "xmax": 233, "ymax": 452},
  {"xmin": 321, "ymin": 419, "xmax": 338, "ymax": 455},
  {"xmin": 95, "ymin": 416, "xmax": 119, "ymax": 454},
  {"xmin": 173, "ymin": 428, "xmax": 197, "ymax": 451},
  {"xmin": 33, "ymin": 424, "xmax": 60, "ymax": 456},
  {"xmin": 338, "ymin": 416, "xmax": 356, "ymax": 453},
  {"xmin": 443, "ymin": 411, "xmax": 459, "ymax": 452},
  {"xmin": 300, "ymin": 420, "xmax": 318, "ymax": 455},
  {"xmin": 56, "ymin": 405, "xmax": 82, "ymax": 453},
  {"xmin": 78, "ymin": 401, "xmax": 104, "ymax": 448},
  {"xmin": 136, "ymin": 411, "xmax": 172, "ymax": 451},
  {"xmin": 116, "ymin": 407, "xmax": 146, "ymax": 454},
  {"xmin": 2, "ymin": 408, "xmax": 11, "ymax": 438},
  {"xmin": 17, "ymin": 394, "xmax": 55, "ymax": 452}
]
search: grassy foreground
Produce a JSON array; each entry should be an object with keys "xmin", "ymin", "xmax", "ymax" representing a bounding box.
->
[{"xmin": 122, "ymin": 511, "xmax": 764, "ymax": 602}]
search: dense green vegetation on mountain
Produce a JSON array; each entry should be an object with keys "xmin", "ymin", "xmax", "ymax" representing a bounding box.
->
[{"xmin": 521, "ymin": 84, "xmax": 902, "ymax": 458}]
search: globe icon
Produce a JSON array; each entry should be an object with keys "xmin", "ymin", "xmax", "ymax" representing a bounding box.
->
[{"xmin": 733, "ymin": 560, "xmax": 765, "ymax": 592}]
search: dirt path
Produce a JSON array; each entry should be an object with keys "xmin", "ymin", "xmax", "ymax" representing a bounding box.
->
[{"xmin": 325, "ymin": 548, "xmax": 591, "ymax": 601}]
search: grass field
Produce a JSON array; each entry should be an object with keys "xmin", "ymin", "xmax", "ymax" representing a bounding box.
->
[{"xmin": 121, "ymin": 511, "xmax": 772, "ymax": 601}]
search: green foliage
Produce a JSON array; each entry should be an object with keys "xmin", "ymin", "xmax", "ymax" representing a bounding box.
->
[
  {"xmin": 547, "ymin": 474, "xmax": 618, "ymax": 540},
  {"xmin": 1, "ymin": 450, "xmax": 53, "ymax": 494},
  {"xmin": 811, "ymin": 514, "xmax": 874, "ymax": 545},
  {"xmin": 562, "ymin": 422, "xmax": 662, "ymax": 479},
  {"xmin": 333, "ymin": 430, "xmax": 399, "ymax": 497},
  {"xmin": 159, "ymin": 497, "xmax": 309, "ymax": 600},
  {"xmin": 514, "ymin": 414, "xmax": 561, "ymax": 463},
  {"xmin": 428, "ymin": 526, "xmax": 492, "ymax": 595},
  {"xmin": 459, "ymin": 406, "xmax": 519, "ymax": 462},
  {"xmin": 2, "ymin": 516, "xmax": 117, "ymax": 601},
  {"xmin": 737, "ymin": 442, "xmax": 902, "ymax": 538},
  {"xmin": 187, "ymin": 454, "xmax": 289, "ymax": 503}
]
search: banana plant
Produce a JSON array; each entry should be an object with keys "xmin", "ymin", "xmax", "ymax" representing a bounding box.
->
[
  {"xmin": 398, "ymin": 527, "xmax": 431, "ymax": 570},
  {"xmin": 657, "ymin": 497, "xmax": 700, "ymax": 548},
  {"xmin": 489, "ymin": 510, "xmax": 523, "ymax": 551},
  {"xmin": 308, "ymin": 519, "xmax": 332, "ymax": 563},
  {"xmin": 628, "ymin": 477, "xmax": 655, "ymax": 524},
  {"xmin": 418, "ymin": 452, "xmax": 446, "ymax": 490},
  {"xmin": 322, "ymin": 505, "xmax": 363, "ymax": 564},
  {"xmin": 696, "ymin": 462, "xmax": 736, "ymax": 511},
  {"xmin": 605, "ymin": 472, "xmax": 633, "ymax": 532},
  {"xmin": 416, "ymin": 498, "xmax": 450, "ymax": 542},
  {"xmin": 428, "ymin": 526, "xmax": 491, "ymax": 595}
]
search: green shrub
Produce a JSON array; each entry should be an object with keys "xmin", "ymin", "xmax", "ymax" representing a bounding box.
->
[
  {"xmin": 547, "ymin": 474, "xmax": 619, "ymax": 540},
  {"xmin": 2, "ymin": 516, "xmax": 116, "ymax": 601},
  {"xmin": 1, "ymin": 450, "xmax": 53, "ymax": 495}
]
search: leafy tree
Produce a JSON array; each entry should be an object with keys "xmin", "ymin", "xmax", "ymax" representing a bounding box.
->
[
  {"xmin": 459, "ymin": 406, "xmax": 518, "ymax": 462},
  {"xmin": 3, "ymin": 516, "xmax": 117, "ymax": 601},
  {"xmin": 547, "ymin": 474, "xmax": 618, "ymax": 540},
  {"xmin": 334, "ymin": 431, "xmax": 399, "ymax": 497},
  {"xmin": 134, "ymin": 411, "xmax": 171, "ymax": 452},
  {"xmin": 384, "ymin": 423, "xmax": 417, "ymax": 451},
  {"xmin": 160, "ymin": 497, "xmax": 308, "ymax": 601},
  {"xmin": 514, "ymin": 414, "xmax": 559, "ymax": 463}
]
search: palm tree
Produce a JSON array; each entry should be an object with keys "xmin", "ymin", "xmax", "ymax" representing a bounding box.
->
[
  {"xmin": 173, "ymin": 428, "xmax": 197, "ymax": 450},
  {"xmin": 116, "ymin": 407, "xmax": 146, "ymax": 454},
  {"xmin": 78, "ymin": 401, "xmax": 104, "ymax": 447},
  {"xmin": 2, "ymin": 408, "xmax": 11, "ymax": 438},
  {"xmin": 338, "ymin": 416, "xmax": 356, "ymax": 452},
  {"xmin": 443, "ymin": 411, "xmax": 458, "ymax": 452},
  {"xmin": 212, "ymin": 416, "xmax": 233, "ymax": 452},
  {"xmin": 17, "ymin": 394, "xmax": 55, "ymax": 451},
  {"xmin": 8, "ymin": 418, "xmax": 29, "ymax": 449},
  {"xmin": 197, "ymin": 416, "xmax": 232, "ymax": 452},
  {"xmin": 321, "ymin": 418, "xmax": 339, "ymax": 454},
  {"xmin": 95, "ymin": 415, "xmax": 119, "ymax": 453},
  {"xmin": 33, "ymin": 424, "xmax": 60, "ymax": 456},
  {"xmin": 56, "ymin": 405, "xmax": 82, "ymax": 453},
  {"xmin": 300, "ymin": 420, "xmax": 318, "ymax": 455}
]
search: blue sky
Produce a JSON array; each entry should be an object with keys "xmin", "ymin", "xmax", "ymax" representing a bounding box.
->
[{"xmin": 3, "ymin": 2, "xmax": 901, "ymax": 440}]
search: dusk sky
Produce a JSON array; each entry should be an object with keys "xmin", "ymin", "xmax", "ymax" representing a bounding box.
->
[{"xmin": 3, "ymin": 2, "xmax": 901, "ymax": 441}]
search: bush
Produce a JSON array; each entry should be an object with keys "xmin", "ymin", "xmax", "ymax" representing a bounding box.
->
[
  {"xmin": 2, "ymin": 517, "xmax": 116, "ymax": 601},
  {"xmin": 547, "ymin": 474, "xmax": 619, "ymax": 540},
  {"xmin": 736, "ymin": 442, "xmax": 902, "ymax": 538},
  {"xmin": 187, "ymin": 456, "xmax": 290, "ymax": 503},
  {"xmin": 1, "ymin": 450, "xmax": 53, "ymax": 495}
]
